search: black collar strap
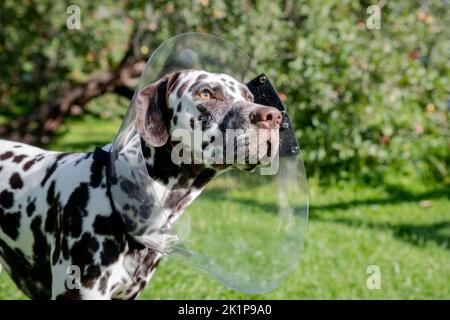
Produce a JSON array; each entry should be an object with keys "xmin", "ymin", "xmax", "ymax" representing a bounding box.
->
[{"xmin": 246, "ymin": 74, "xmax": 300, "ymax": 157}]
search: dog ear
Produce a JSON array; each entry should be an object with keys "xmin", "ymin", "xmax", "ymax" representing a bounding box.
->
[{"xmin": 135, "ymin": 72, "xmax": 181, "ymax": 147}]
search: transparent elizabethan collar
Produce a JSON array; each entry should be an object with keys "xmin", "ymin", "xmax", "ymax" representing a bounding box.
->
[{"xmin": 110, "ymin": 33, "xmax": 308, "ymax": 293}]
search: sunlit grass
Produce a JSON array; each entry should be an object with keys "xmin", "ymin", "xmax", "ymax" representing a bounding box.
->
[{"xmin": 47, "ymin": 115, "xmax": 121, "ymax": 152}]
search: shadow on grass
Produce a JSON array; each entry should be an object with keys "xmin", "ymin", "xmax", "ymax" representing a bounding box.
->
[
  {"xmin": 312, "ymin": 216, "xmax": 450, "ymax": 251},
  {"xmin": 308, "ymin": 184, "xmax": 450, "ymax": 250},
  {"xmin": 395, "ymin": 221, "xmax": 450, "ymax": 249},
  {"xmin": 201, "ymin": 182, "xmax": 449, "ymax": 250},
  {"xmin": 202, "ymin": 183, "xmax": 449, "ymax": 216},
  {"xmin": 202, "ymin": 187, "xmax": 280, "ymax": 212},
  {"xmin": 310, "ymin": 184, "xmax": 449, "ymax": 212}
]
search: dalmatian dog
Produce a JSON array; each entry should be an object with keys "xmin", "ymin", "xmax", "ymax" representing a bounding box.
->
[{"xmin": 0, "ymin": 69, "xmax": 282, "ymax": 299}]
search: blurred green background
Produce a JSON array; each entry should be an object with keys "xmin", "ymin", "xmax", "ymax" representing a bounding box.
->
[{"xmin": 0, "ymin": 0, "xmax": 449, "ymax": 299}]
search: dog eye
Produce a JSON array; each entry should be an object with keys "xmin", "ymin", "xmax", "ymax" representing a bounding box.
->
[{"xmin": 199, "ymin": 89, "xmax": 212, "ymax": 100}]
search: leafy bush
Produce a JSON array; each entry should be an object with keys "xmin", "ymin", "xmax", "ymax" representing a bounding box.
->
[
  {"xmin": 0, "ymin": 1, "xmax": 130, "ymax": 116},
  {"xmin": 139, "ymin": 0, "xmax": 450, "ymax": 183}
]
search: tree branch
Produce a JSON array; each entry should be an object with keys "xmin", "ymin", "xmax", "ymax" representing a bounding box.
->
[{"xmin": 0, "ymin": 27, "xmax": 146, "ymax": 146}]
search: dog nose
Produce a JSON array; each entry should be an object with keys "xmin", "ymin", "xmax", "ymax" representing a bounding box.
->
[{"xmin": 250, "ymin": 107, "xmax": 282, "ymax": 129}]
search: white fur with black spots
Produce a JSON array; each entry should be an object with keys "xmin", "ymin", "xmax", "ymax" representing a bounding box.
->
[{"xmin": 0, "ymin": 69, "xmax": 281, "ymax": 299}]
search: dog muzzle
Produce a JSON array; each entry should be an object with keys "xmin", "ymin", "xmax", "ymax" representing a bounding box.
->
[{"xmin": 108, "ymin": 33, "xmax": 308, "ymax": 294}]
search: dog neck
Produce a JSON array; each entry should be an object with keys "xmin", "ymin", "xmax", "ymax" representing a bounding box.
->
[
  {"xmin": 109, "ymin": 135, "xmax": 216, "ymax": 250},
  {"xmin": 141, "ymin": 138, "xmax": 217, "ymax": 196}
]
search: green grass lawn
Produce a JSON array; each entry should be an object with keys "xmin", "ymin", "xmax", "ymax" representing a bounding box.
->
[{"xmin": 0, "ymin": 116, "xmax": 449, "ymax": 299}]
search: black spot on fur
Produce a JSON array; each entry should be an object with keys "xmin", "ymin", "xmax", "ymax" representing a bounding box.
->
[
  {"xmin": 176, "ymin": 102, "xmax": 182, "ymax": 112},
  {"xmin": 190, "ymin": 118, "xmax": 195, "ymax": 129},
  {"xmin": 12, "ymin": 154, "xmax": 27, "ymax": 163},
  {"xmin": 123, "ymin": 247, "xmax": 160, "ymax": 297},
  {"xmin": 23, "ymin": 158, "xmax": 36, "ymax": 171},
  {"xmin": 0, "ymin": 190, "xmax": 14, "ymax": 208},
  {"xmin": 219, "ymin": 107, "xmax": 247, "ymax": 131},
  {"xmin": 188, "ymin": 82, "xmax": 199, "ymax": 92},
  {"xmin": 164, "ymin": 104, "xmax": 174, "ymax": 130},
  {"xmin": 90, "ymin": 159, "xmax": 105, "ymax": 188},
  {"xmin": 35, "ymin": 154, "xmax": 45, "ymax": 162},
  {"xmin": 177, "ymin": 83, "xmax": 188, "ymax": 98},
  {"xmin": 46, "ymin": 180, "xmax": 56, "ymax": 204},
  {"xmin": 26, "ymin": 198, "xmax": 36, "ymax": 217},
  {"xmin": 192, "ymin": 169, "xmax": 216, "ymax": 189},
  {"xmin": 84, "ymin": 265, "xmax": 101, "ymax": 288},
  {"xmin": 41, "ymin": 153, "xmax": 73, "ymax": 187},
  {"xmin": 61, "ymin": 237, "xmax": 70, "ymax": 260},
  {"xmin": 9, "ymin": 173, "xmax": 23, "ymax": 189},
  {"xmin": 70, "ymin": 233, "xmax": 100, "ymax": 268},
  {"xmin": 164, "ymin": 190, "xmax": 187, "ymax": 210},
  {"xmin": 240, "ymin": 85, "xmax": 253, "ymax": 101},
  {"xmin": 93, "ymin": 214, "xmax": 117, "ymax": 236},
  {"xmin": 101, "ymin": 239, "xmax": 120, "ymax": 266},
  {"xmin": 0, "ymin": 210, "xmax": 21, "ymax": 240},
  {"xmin": 74, "ymin": 152, "xmax": 92, "ymax": 167},
  {"xmin": 41, "ymin": 161, "xmax": 59, "ymax": 187},
  {"xmin": 144, "ymin": 144, "xmax": 180, "ymax": 185},
  {"xmin": 173, "ymin": 115, "xmax": 178, "ymax": 125},
  {"xmin": 0, "ymin": 236, "xmax": 51, "ymax": 299},
  {"xmin": 62, "ymin": 183, "xmax": 89, "ymax": 238},
  {"xmin": 120, "ymin": 179, "xmax": 147, "ymax": 200},
  {"xmin": 52, "ymin": 220, "xmax": 61, "ymax": 265},
  {"xmin": 55, "ymin": 290, "xmax": 82, "ymax": 300},
  {"xmin": 99, "ymin": 270, "xmax": 111, "ymax": 295},
  {"xmin": 197, "ymin": 104, "xmax": 213, "ymax": 131},
  {"xmin": 45, "ymin": 181, "xmax": 59, "ymax": 233},
  {"xmin": 31, "ymin": 216, "xmax": 50, "ymax": 269},
  {"xmin": 141, "ymin": 139, "xmax": 152, "ymax": 158},
  {"xmin": 0, "ymin": 151, "xmax": 13, "ymax": 160},
  {"xmin": 121, "ymin": 204, "xmax": 138, "ymax": 231},
  {"xmin": 69, "ymin": 233, "xmax": 102, "ymax": 288},
  {"xmin": 137, "ymin": 204, "xmax": 152, "ymax": 220}
]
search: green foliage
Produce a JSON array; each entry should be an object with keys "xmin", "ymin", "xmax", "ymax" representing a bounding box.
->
[
  {"xmin": 0, "ymin": 0, "xmax": 130, "ymax": 115},
  {"xmin": 84, "ymin": 93, "xmax": 128, "ymax": 120},
  {"xmin": 1, "ymin": 0, "xmax": 449, "ymax": 183}
]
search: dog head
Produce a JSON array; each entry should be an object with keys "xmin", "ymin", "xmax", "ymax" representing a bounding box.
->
[{"xmin": 135, "ymin": 70, "xmax": 281, "ymax": 171}]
